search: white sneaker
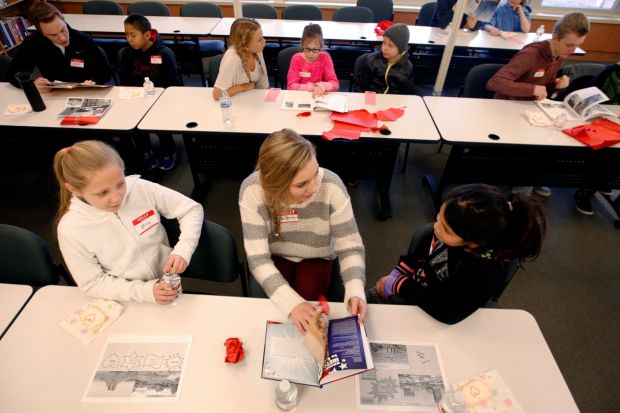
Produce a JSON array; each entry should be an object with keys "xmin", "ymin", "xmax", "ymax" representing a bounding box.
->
[{"xmin": 533, "ymin": 186, "xmax": 552, "ymax": 197}]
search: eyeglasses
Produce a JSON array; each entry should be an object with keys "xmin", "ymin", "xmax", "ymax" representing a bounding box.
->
[{"xmin": 302, "ymin": 48, "xmax": 321, "ymax": 54}]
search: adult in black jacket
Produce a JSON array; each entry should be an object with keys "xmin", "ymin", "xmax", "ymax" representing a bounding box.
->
[
  {"xmin": 8, "ymin": 2, "xmax": 110, "ymax": 93},
  {"xmin": 430, "ymin": 0, "xmax": 482, "ymax": 30}
]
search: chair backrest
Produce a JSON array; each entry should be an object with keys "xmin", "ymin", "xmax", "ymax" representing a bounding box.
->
[
  {"xmin": 0, "ymin": 54, "xmax": 11, "ymax": 82},
  {"xmin": 277, "ymin": 46, "xmax": 300, "ymax": 89},
  {"xmin": 332, "ymin": 6, "xmax": 374, "ymax": 23},
  {"xmin": 356, "ymin": 0, "xmax": 393, "ymax": 22},
  {"xmin": 282, "ymin": 5, "xmax": 323, "ymax": 21},
  {"xmin": 83, "ymin": 0, "xmax": 123, "ymax": 15},
  {"xmin": 127, "ymin": 1, "xmax": 170, "ymax": 16},
  {"xmin": 208, "ymin": 53, "xmax": 223, "ymax": 87},
  {"xmin": 351, "ymin": 52, "xmax": 369, "ymax": 91},
  {"xmin": 242, "ymin": 3, "xmax": 277, "ymax": 19},
  {"xmin": 416, "ymin": 2, "xmax": 436, "ymax": 26},
  {"xmin": 554, "ymin": 63, "xmax": 606, "ymax": 101},
  {"xmin": 180, "ymin": 2, "xmax": 222, "ymax": 18},
  {"xmin": 161, "ymin": 218, "xmax": 240, "ymax": 284},
  {"xmin": 463, "ymin": 63, "xmax": 503, "ymax": 99},
  {"xmin": 0, "ymin": 224, "xmax": 60, "ymax": 287}
]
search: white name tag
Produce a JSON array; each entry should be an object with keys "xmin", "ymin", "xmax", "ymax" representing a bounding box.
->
[
  {"xmin": 533, "ymin": 69, "xmax": 546, "ymax": 78},
  {"xmin": 132, "ymin": 209, "xmax": 159, "ymax": 235},
  {"xmin": 300, "ymin": 71, "xmax": 311, "ymax": 78},
  {"xmin": 150, "ymin": 55, "xmax": 162, "ymax": 65},
  {"xmin": 280, "ymin": 209, "xmax": 299, "ymax": 223},
  {"xmin": 70, "ymin": 58, "xmax": 85, "ymax": 68}
]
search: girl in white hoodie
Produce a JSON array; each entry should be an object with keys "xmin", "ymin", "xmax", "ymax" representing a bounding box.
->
[{"xmin": 54, "ymin": 140, "xmax": 203, "ymax": 304}]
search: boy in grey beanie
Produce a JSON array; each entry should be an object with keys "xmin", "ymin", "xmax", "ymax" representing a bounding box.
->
[{"xmin": 353, "ymin": 23, "xmax": 415, "ymax": 94}]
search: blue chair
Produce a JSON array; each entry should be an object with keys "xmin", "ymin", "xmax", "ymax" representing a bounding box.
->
[
  {"xmin": 83, "ymin": 0, "xmax": 123, "ymax": 15},
  {"xmin": 416, "ymin": 2, "xmax": 436, "ymax": 26},
  {"xmin": 127, "ymin": 1, "xmax": 170, "ymax": 16},
  {"xmin": 282, "ymin": 5, "xmax": 323, "ymax": 21},
  {"xmin": 242, "ymin": 3, "xmax": 277, "ymax": 19},
  {"xmin": 332, "ymin": 6, "xmax": 374, "ymax": 23},
  {"xmin": 357, "ymin": 0, "xmax": 393, "ymax": 22}
]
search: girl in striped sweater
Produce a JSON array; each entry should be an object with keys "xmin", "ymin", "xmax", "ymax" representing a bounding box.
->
[{"xmin": 239, "ymin": 129, "xmax": 367, "ymax": 333}]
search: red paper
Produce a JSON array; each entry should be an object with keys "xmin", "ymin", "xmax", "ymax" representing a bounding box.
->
[
  {"xmin": 264, "ymin": 88, "xmax": 281, "ymax": 102},
  {"xmin": 374, "ymin": 20, "xmax": 394, "ymax": 35},
  {"xmin": 224, "ymin": 337, "xmax": 244, "ymax": 363},
  {"xmin": 322, "ymin": 123, "xmax": 362, "ymax": 141},
  {"xmin": 60, "ymin": 116, "xmax": 101, "ymax": 125},
  {"xmin": 296, "ymin": 111, "xmax": 312, "ymax": 117},
  {"xmin": 375, "ymin": 107, "xmax": 405, "ymax": 121},
  {"xmin": 330, "ymin": 109, "xmax": 377, "ymax": 128},
  {"xmin": 563, "ymin": 118, "xmax": 620, "ymax": 150}
]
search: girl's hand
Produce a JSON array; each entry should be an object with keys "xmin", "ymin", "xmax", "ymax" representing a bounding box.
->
[
  {"xmin": 348, "ymin": 297, "xmax": 367, "ymax": 322},
  {"xmin": 241, "ymin": 82, "xmax": 254, "ymax": 91},
  {"xmin": 153, "ymin": 281, "xmax": 178, "ymax": 305},
  {"xmin": 487, "ymin": 26, "xmax": 501, "ymax": 36},
  {"xmin": 81, "ymin": 80, "xmax": 95, "ymax": 86},
  {"xmin": 312, "ymin": 85, "xmax": 327, "ymax": 98},
  {"xmin": 163, "ymin": 255, "xmax": 188, "ymax": 274},
  {"xmin": 290, "ymin": 302, "xmax": 317, "ymax": 334},
  {"xmin": 375, "ymin": 275, "xmax": 392, "ymax": 298},
  {"xmin": 465, "ymin": 16, "xmax": 478, "ymax": 30}
]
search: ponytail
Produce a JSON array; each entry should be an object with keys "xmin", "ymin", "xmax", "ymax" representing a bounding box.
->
[{"xmin": 444, "ymin": 184, "xmax": 546, "ymax": 264}]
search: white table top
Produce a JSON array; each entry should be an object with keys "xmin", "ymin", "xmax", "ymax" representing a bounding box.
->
[
  {"xmin": 0, "ymin": 83, "xmax": 163, "ymax": 131},
  {"xmin": 0, "ymin": 283, "xmax": 32, "ymax": 337},
  {"xmin": 138, "ymin": 87, "xmax": 440, "ymax": 142},
  {"xmin": 424, "ymin": 96, "xmax": 620, "ymax": 148},
  {"xmin": 64, "ymin": 14, "xmax": 221, "ymax": 36},
  {"xmin": 0, "ymin": 285, "xmax": 578, "ymax": 412}
]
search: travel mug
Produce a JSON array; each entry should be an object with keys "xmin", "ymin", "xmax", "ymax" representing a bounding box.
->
[{"xmin": 14, "ymin": 71, "xmax": 46, "ymax": 112}]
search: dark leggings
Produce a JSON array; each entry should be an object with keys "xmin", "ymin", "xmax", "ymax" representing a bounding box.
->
[{"xmin": 272, "ymin": 256, "xmax": 333, "ymax": 301}]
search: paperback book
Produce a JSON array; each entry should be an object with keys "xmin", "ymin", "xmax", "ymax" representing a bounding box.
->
[
  {"xmin": 280, "ymin": 90, "xmax": 348, "ymax": 112},
  {"xmin": 537, "ymin": 86, "xmax": 616, "ymax": 122}
]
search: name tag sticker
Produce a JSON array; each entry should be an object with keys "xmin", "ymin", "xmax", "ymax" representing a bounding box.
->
[
  {"xmin": 150, "ymin": 55, "xmax": 163, "ymax": 65},
  {"xmin": 132, "ymin": 209, "xmax": 158, "ymax": 235},
  {"xmin": 70, "ymin": 58, "xmax": 85, "ymax": 68},
  {"xmin": 533, "ymin": 69, "xmax": 546, "ymax": 78},
  {"xmin": 300, "ymin": 71, "xmax": 311, "ymax": 78},
  {"xmin": 280, "ymin": 209, "xmax": 299, "ymax": 223}
]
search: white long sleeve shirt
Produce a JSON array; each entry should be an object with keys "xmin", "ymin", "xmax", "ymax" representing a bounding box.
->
[{"xmin": 58, "ymin": 175, "xmax": 204, "ymax": 303}]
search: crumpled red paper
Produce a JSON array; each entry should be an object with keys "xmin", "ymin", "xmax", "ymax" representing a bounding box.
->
[
  {"xmin": 375, "ymin": 107, "xmax": 405, "ymax": 121},
  {"xmin": 562, "ymin": 118, "xmax": 620, "ymax": 150},
  {"xmin": 331, "ymin": 109, "xmax": 377, "ymax": 128},
  {"xmin": 374, "ymin": 20, "xmax": 394, "ymax": 36},
  {"xmin": 224, "ymin": 338, "xmax": 244, "ymax": 363},
  {"xmin": 322, "ymin": 107, "xmax": 402, "ymax": 141}
]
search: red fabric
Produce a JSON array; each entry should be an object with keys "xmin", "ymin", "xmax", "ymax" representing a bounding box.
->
[
  {"xmin": 224, "ymin": 338, "xmax": 244, "ymax": 363},
  {"xmin": 374, "ymin": 20, "xmax": 394, "ymax": 36},
  {"xmin": 375, "ymin": 107, "xmax": 405, "ymax": 121},
  {"xmin": 322, "ymin": 121, "xmax": 365, "ymax": 141},
  {"xmin": 272, "ymin": 256, "xmax": 333, "ymax": 300},
  {"xmin": 330, "ymin": 109, "xmax": 377, "ymax": 128},
  {"xmin": 562, "ymin": 118, "xmax": 620, "ymax": 150}
]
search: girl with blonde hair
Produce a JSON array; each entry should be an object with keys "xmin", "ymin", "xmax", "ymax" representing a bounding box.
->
[
  {"xmin": 54, "ymin": 140, "xmax": 203, "ymax": 304},
  {"xmin": 239, "ymin": 129, "xmax": 367, "ymax": 333},
  {"xmin": 213, "ymin": 18, "xmax": 269, "ymax": 100}
]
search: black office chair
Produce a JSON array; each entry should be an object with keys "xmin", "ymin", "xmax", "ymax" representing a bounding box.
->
[
  {"xmin": 350, "ymin": 52, "xmax": 368, "ymax": 92},
  {"xmin": 127, "ymin": 1, "xmax": 170, "ymax": 16},
  {"xmin": 357, "ymin": 0, "xmax": 393, "ymax": 22},
  {"xmin": 462, "ymin": 63, "xmax": 504, "ymax": 99},
  {"xmin": 277, "ymin": 46, "xmax": 300, "ymax": 89},
  {"xmin": 161, "ymin": 218, "xmax": 246, "ymax": 295},
  {"xmin": 554, "ymin": 63, "xmax": 605, "ymax": 101},
  {"xmin": 83, "ymin": 0, "xmax": 123, "ymax": 15},
  {"xmin": 0, "ymin": 224, "xmax": 65, "ymax": 287},
  {"xmin": 407, "ymin": 223, "xmax": 519, "ymax": 307},
  {"xmin": 0, "ymin": 54, "xmax": 11, "ymax": 82},
  {"xmin": 282, "ymin": 5, "xmax": 323, "ymax": 21},
  {"xmin": 245, "ymin": 259, "xmax": 345, "ymax": 302},
  {"xmin": 179, "ymin": 2, "xmax": 225, "ymax": 64},
  {"xmin": 332, "ymin": 6, "xmax": 375, "ymax": 23},
  {"xmin": 242, "ymin": 3, "xmax": 277, "ymax": 19},
  {"xmin": 207, "ymin": 53, "xmax": 224, "ymax": 87},
  {"xmin": 416, "ymin": 2, "xmax": 436, "ymax": 26}
]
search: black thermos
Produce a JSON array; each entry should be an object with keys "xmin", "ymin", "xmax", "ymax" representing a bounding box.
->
[{"xmin": 14, "ymin": 71, "xmax": 46, "ymax": 112}]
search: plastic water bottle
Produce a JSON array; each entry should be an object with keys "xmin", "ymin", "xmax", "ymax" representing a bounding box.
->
[
  {"xmin": 220, "ymin": 90, "xmax": 232, "ymax": 123},
  {"xmin": 275, "ymin": 380, "xmax": 298, "ymax": 410},
  {"xmin": 160, "ymin": 272, "xmax": 182, "ymax": 302},
  {"xmin": 536, "ymin": 25, "xmax": 545, "ymax": 39},
  {"xmin": 438, "ymin": 391, "xmax": 466, "ymax": 413},
  {"xmin": 143, "ymin": 77, "xmax": 155, "ymax": 97}
]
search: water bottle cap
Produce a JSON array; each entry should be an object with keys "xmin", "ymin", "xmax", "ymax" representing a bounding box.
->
[
  {"xmin": 279, "ymin": 380, "xmax": 291, "ymax": 392},
  {"xmin": 453, "ymin": 391, "xmax": 465, "ymax": 404},
  {"xmin": 145, "ymin": 77, "xmax": 150, "ymax": 82}
]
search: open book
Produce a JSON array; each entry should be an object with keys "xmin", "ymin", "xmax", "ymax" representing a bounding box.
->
[
  {"xmin": 537, "ymin": 86, "xmax": 616, "ymax": 122},
  {"xmin": 262, "ymin": 314, "xmax": 373, "ymax": 387},
  {"xmin": 58, "ymin": 97, "xmax": 111, "ymax": 125},
  {"xmin": 43, "ymin": 81, "xmax": 112, "ymax": 89},
  {"xmin": 281, "ymin": 90, "xmax": 348, "ymax": 112},
  {"xmin": 464, "ymin": 0, "xmax": 480, "ymax": 17}
]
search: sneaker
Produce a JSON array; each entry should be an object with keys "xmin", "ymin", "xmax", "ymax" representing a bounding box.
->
[
  {"xmin": 143, "ymin": 150, "xmax": 158, "ymax": 170},
  {"xmin": 574, "ymin": 191, "xmax": 594, "ymax": 216},
  {"xmin": 532, "ymin": 186, "xmax": 552, "ymax": 197},
  {"xmin": 158, "ymin": 154, "xmax": 176, "ymax": 171}
]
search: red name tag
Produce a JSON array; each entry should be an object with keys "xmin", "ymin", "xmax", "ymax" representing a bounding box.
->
[
  {"xmin": 132, "ymin": 210, "xmax": 158, "ymax": 235},
  {"xmin": 70, "ymin": 58, "xmax": 85, "ymax": 68},
  {"xmin": 150, "ymin": 55, "xmax": 162, "ymax": 64}
]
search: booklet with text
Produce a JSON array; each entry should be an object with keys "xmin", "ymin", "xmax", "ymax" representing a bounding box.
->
[
  {"xmin": 58, "ymin": 97, "xmax": 112, "ymax": 125},
  {"xmin": 280, "ymin": 90, "xmax": 348, "ymax": 113},
  {"xmin": 537, "ymin": 86, "xmax": 616, "ymax": 122},
  {"xmin": 43, "ymin": 80, "xmax": 112, "ymax": 89},
  {"xmin": 261, "ymin": 314, "xmax": 373, "ymax": 387}
]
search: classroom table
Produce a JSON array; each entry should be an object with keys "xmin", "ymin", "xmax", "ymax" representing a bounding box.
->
[
  {"xmin": 422, "ymin": 96, "xmax": 620, "ymax": 223},
  {"xmin": 137, "ymin": 87, "xmax": 439, "ymax": 219},
  {"xmin": 0, "ymin": 285, "xmax": 579, "ymax": 412},
  {"xmin": 0, "ymin": 83, "xmax": 163, "ymax": 170},
  {"xmin": 0, "ymin": 283, "xmax": 33, "ymax": 338}
]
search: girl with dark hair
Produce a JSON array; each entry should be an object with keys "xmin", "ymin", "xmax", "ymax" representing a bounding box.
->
[{"xmin": 368, "ymin": 184, "xmax": 546, "ymax": 324}]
